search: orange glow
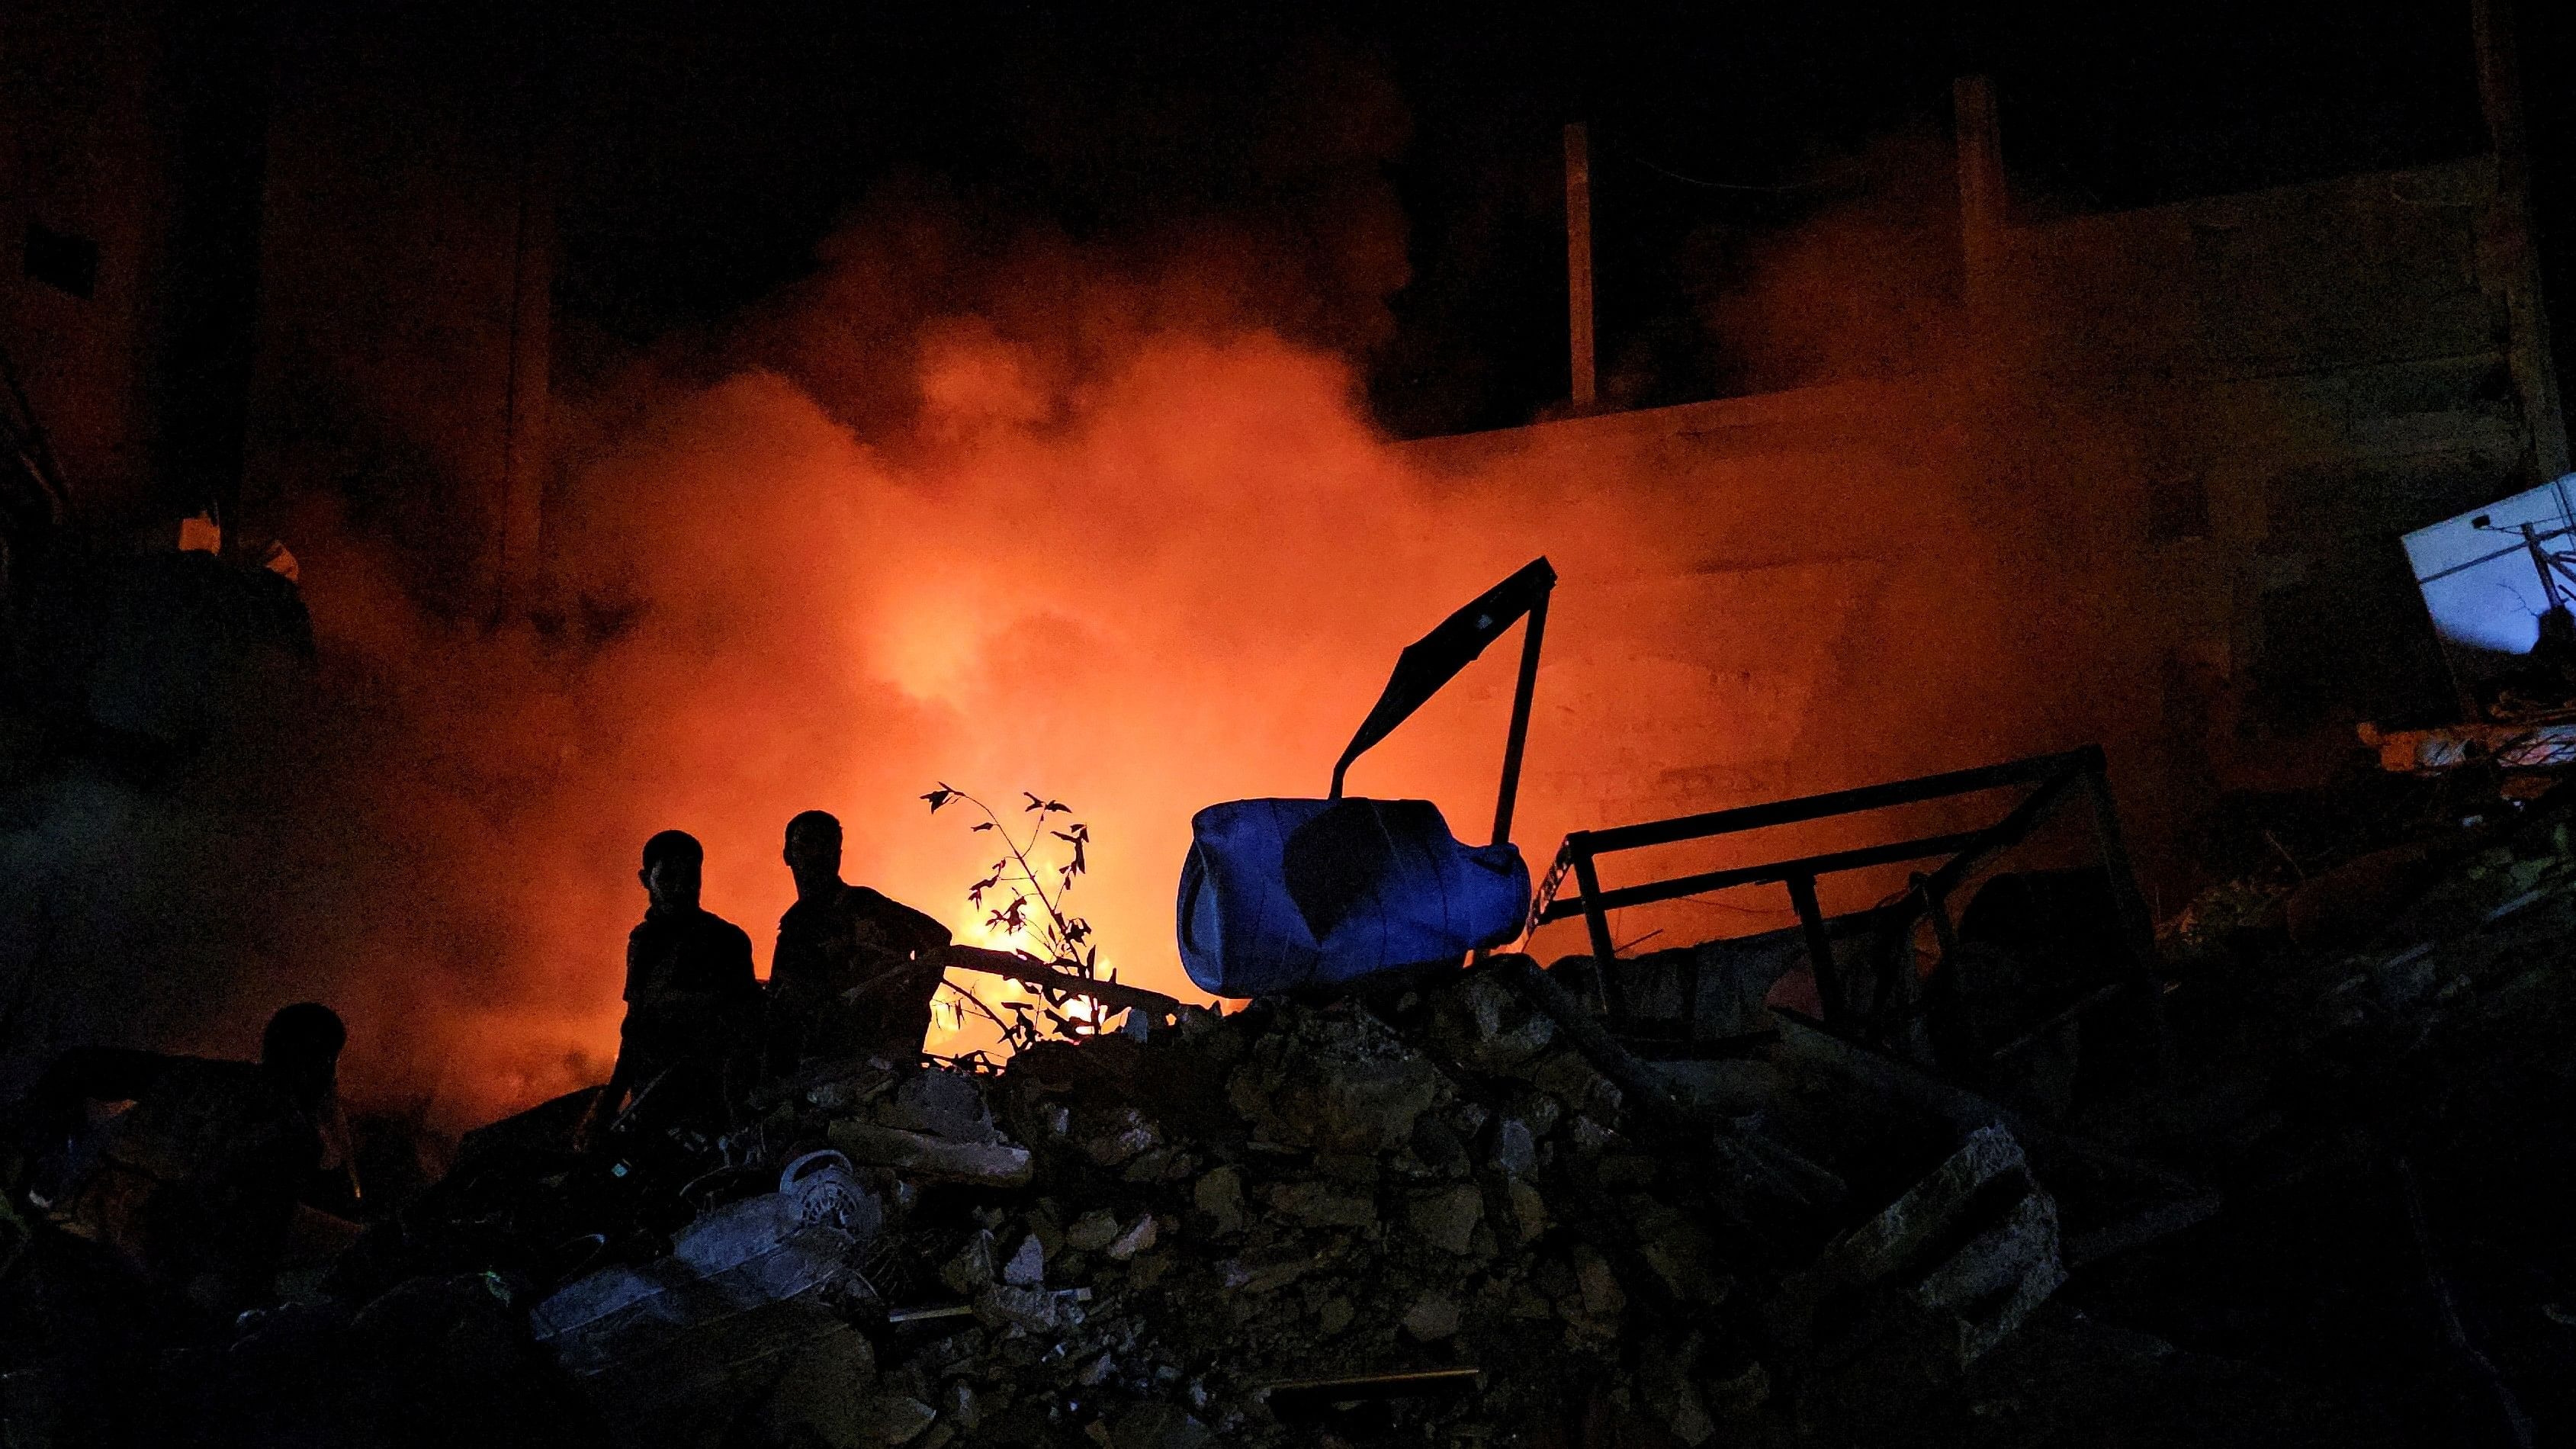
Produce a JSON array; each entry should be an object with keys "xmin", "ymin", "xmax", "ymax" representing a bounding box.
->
[{"xmin": 273, "ymin": 227, "xmax": 2185, "ymax": 1134}]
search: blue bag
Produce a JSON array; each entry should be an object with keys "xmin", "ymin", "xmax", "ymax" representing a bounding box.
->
[{"xmin": 1176, "ymin": 797, "xmax": 1530, "ymax": 998}]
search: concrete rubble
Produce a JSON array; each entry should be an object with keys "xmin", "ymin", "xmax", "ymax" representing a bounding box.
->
[
  {"xmin": 27, "ymin": 775, "xmax": 2576, "ymax": 1444},
  {"xmin": 210, "ymin": 949, "xmax": 2103, "ymax": 1449}
]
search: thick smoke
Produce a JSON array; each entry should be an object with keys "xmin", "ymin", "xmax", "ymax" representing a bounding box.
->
[{"xmin": 2, "ymin": 58, "xmax": 2211, "ymax": 1133}]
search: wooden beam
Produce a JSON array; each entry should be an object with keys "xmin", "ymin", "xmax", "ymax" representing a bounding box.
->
[{"xmin": 941, "ymin": 944, "xmax": 1186, "ymax": 1020}]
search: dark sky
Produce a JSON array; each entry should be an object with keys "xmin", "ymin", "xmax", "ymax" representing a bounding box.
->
[{"xmin": 480, "ymin": 0, "xmax": 2524, "ymax": 435}]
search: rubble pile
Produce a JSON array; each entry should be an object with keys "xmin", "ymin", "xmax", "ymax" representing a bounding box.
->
[
  {"xmin": 41, "ymin": 773, "xmax": 2576, "ymax": 1445},
  {"xmin": 300, "ymin": 956, "xmax": 2081, "ymax": 1449}
]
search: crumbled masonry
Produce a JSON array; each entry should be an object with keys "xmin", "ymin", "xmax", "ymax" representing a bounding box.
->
[{"xmin": 24, "ymin": 772, "xmax": 2576, "ymax": 1445}]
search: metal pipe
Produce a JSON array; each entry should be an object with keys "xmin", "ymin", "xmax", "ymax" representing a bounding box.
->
[{"xmin": 1490, "ymin": 590, "xmax": 1550, "ymax": 847}]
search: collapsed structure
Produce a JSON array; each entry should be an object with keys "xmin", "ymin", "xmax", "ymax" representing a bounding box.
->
[{"xmin": 24, "ymin": 741, "xmax": 2568, "ymax": 1448}]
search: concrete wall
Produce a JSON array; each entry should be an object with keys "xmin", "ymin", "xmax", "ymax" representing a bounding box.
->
[{"xmin": 1402, "ymin": 155, "xmax": 2549, "ymax": 934}]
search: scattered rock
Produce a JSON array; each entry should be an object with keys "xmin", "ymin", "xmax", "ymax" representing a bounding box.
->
[
  {"xmin": 1106, "ymin": 1214, "xmax": 1159, "ymax": 1261},
  {"xmin": 1191, "ymin": 1166, "xmax": 1246, "ymax": 1236},
  {"xmin": 1405, "ymin": 1184, "xmax": 1486, "ymax": 1256},
  {"xmin": 1403, "ymin": 1291, "xmax": 1462, "ymax": 1341},
  {"xmin": 1108, "ymin": 1402, "xmax": 1213, "ymax": 1449},
  {"xmin": 1001, "ymin": 1234, "xmax": 1047, "ymax": 1287},
  {"xmin": 853, "ymin": 1394, "xmax": 938, "ymax": 1447},
  {"xmin": 1065, "ymin": 1209, "xmax": 1122, "ymax": 1253}
]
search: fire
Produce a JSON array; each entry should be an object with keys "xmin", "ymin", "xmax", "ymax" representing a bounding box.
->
[{"xmin": 264, "ymin": 234, "xmax": 2156, "ymax": 1137}]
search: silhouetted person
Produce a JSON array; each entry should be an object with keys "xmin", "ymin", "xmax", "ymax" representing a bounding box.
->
[
  {"xmin": 589, "ymin": 830, "xmax": 760, "ymax": 1141},
  {"xmin": 14, "ymin": 1002, "xmax": 348, "ymax": 1319},
  {"xmin": 767, "ymin": 810, "xmax": 952, "ymax": 1074}
]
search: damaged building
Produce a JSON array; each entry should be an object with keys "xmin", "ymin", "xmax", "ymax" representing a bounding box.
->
[{"xmin": 5, "ymin": 1, "xmax": 2576, "ymax": 1446}]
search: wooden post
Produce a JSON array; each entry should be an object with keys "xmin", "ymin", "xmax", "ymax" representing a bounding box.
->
[
  {"xmin": 1952, "ymin": 76, "xmax": 2006, "ymax": 323},
  {"xmin": 1564, "ymin": 122, "xmax": 1596, "ymax": 413},
  {"xmin": 2472, "ymin": 0, "xmax": 2571, "ymax": 484}
]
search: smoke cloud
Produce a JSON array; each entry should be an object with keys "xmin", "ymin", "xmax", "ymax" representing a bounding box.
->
[{"xmin": 2, "ymin": 73, "xmax": 2218, "ymax": 1135}]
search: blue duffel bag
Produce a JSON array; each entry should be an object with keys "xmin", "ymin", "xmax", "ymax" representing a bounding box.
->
[{"xmin": 1176, "ymin": 797, "xmax": 1530, "ymax": 998}]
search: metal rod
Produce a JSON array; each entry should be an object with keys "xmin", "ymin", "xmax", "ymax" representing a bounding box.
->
[
  {"xmin": 1490, "ymin": 590, "xmax": 1550, "ymax": 847},
  {"xmin": 1580, "ymin": 749, "xmax": 2089, "ymax": 856},
  {"xmin": 1262, "ymin": 1367, "xmax": 1482, "ymax": 1399},
  {"xmin": 2524, "ymin": 522, "xmax": 2567, "ymax": 613},
  {"xmin": 1534, "ymin": 831, "xmax": 1984, "ymax": 923},
  {"xmin": 1915, "ymin": 752, "xmax": 2093, "ymax": 902},
  {"xmin": 1569, "ymin": 840, "xmax": 1618, "ymax": 965},
  {"xmin": 1784, "ymin": 873, "xmax": 1845, "ymax": 1027}
]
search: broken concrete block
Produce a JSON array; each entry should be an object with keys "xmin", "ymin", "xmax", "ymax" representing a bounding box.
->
[
  {"xmin": 750, "ymin": 1326, "xmax": 878, "ymax": 1449},
  {"xmin": 940, "ymin": 1231, "xmax": 997, "ymax": 1296},
  {"xmin": 972, "ymin": 1285, "xmax": 1069, "ymax": 1336},
  {"xmin": 1575, "ymin": 1245, "xmax": 1627, "ymax": 1321},
  {"xmin": 1191, "ymin": 1166, "xmax": 1246, "ymax": 1236},
  {"xmin": 1001, "ymin": 1235, "xmax": 1046, "ymax": 1288},
  {"xmin": 1106, "ymin": 1215, "xmax": 1158, "ymax": 1261},
  {"xmin": 1771, "ymin": 1123, "xmax": 2059, "ymax": 1360},
  {"xmin": 1498, "ymin": 1178, "xmax": 1549, "ymax": 1245},
  {"xmin": 1065, "ymin": 1209, "xmax": 1121, "ymax": 1253},
  {"xmin": 1079, "ymin": 1106, "xmax": 1161, "ymax": 1167},
  {"xmin": 1109, "ymin": 1402, "xmax": 1213, "ymax": 1449},
  {"xmin": 1269, "ymin": 1180, "xmax": 1376, "ymax": 1229},
  {"xmin": 1405, "ymin": 1184, "xmax": 1486, "ymax": 1255},
  {"xmin": 1771, "ymin": 1124, "xmax": 2066, "ymax": 1435},
  {"xmin": 529, "ymin": 1186, "xmax": 859, "ymax": 1449},
  {"xmin": 853, "ymin": 1393, "xmax": 937, "ymax": 1447},
  {"xmin": 882, "ymin": 1067, "xmax": 1000, "ymax": 1144},
  {"xmin": 1403, "ymin": 1292, "xmax": 1462, "ymax": 1341},
  {"xmin": 1428, "ymin": 969, "xmax": 1558, "ymax": 1072},
  {"xmin": 829, "ymin": 1121, "xmax": 1033, "ymax": 1188}
]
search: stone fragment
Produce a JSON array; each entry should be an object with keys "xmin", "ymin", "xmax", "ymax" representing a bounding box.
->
[
  {"xmin": 1640, "ymin": 1333, "xmax": 1716, "ymax": 1447},
  {"xmin": 1192, "ymin": 1167, "xmax": 1246, "ymax": 1236},
  {"xmin": 1505, "ymin": 1180, "xmax": 1550, "ymax": 1244},
  {"xmin": 940, "ymin": 1232, "xmax": 997, "ymax": 1296},
  {"xmin": 853, "ymin": 1394, "xmax": 938, "ymax": 1447},
  {"xmin": 882, "ymin": 1068, "xmax": 999, "ymax": 1143},
  {"xmin": 1428, "ymin": 967, "xmax": 1559, "ymax": 1071},
  {"xmin": 1107, "ymin": 1215, "xmax": 1158, "ymax": 1261},
  {"xmin": 1001, "ymin": 1235, "xmax": 1047, "ymax": 1287},
  {"xmin": 830, "ymin": 1121, "xmax": 1033, "ymax": 1188},
  {"xmin": 1316, "ymin": 1297, "xmax": 1354, "ymax": 1335},
  {"xmin": 1065, "ymin": 1209, "xmax": 1122, "ymax": 1253},
  {"xmin": 972, "ymin": 1285, "xmax": 1066, "ymax": 1335},
  {"xmin": 1630, "ymin": 1197, "xmax": 1728, "ymax": 1305},
  {"xmin": 1703, "ymin": 1361, "xmax": 1770, "ymax": 1419},
  {"xmin": 1110, "ymin": 1402, "xmax": 1213, "ymax": 1449},
  {"xmin": 1565, "ymin": 1116, "xmax": 1615, "ymax": 1155},
  {"xmin": 1405, "ymin": 1185, "xmax": 1486, "ymax": 1256},
  {"xmin": 751, "ymin": 1325, "xmax": 878, "ymax": 1449},
  {"xmin": 1409, "ymin": 1114, "xmax": 1472, "ymax": 1178},
  {"xmin": 1575, "ymin": 1246, "xmax": 1627, "ymax": 1320},
  {"xmin": 1402, "ymin": 1292, "xmax": 1461, "ymax": 1341},
  {"xmin": 1270, "ymin": 1181, "xmax": 1377, "ymax": 1229},
  {"xmin": 1489, "ymin": 1118, "xmax": 1537, "ymax": 1179},
  {"xmin": 1080, "ymin": 1107, "xmax": 1161, "ymax": 1168},
  {"xmin": 1123, "ymin": 1146, "xmax": 1195, "ymax": 1182}
]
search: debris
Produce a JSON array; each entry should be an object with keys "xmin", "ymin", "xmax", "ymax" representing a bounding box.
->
[
  {"xmin": 827, "ymin": 1121, "xmax": 1034, "ymax": 1188},
  {"xmin": 528, "ymin": 1160, "xmax": 867, "ymax": 1448},
  {"xmin": 1769, "ymin": 1126, "xmax": 2065, "ymax": 1433}
]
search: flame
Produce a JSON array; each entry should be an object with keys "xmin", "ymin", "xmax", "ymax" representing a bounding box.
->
[{"xmin": 268, "ymin": 236, "xmax": 2177, "ymax": 1136}]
